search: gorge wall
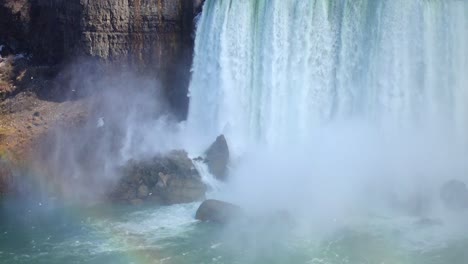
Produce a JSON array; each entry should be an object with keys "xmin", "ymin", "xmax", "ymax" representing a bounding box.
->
[{"xmin": 0, "ymin": 0, "xmax": 201, "ymax": 117}]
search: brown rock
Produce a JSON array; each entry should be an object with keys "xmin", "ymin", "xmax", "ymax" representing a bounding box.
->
[
  {"xmin": 0, "ymin": 0, "xmax": 197, "ymax": 116},
  {"xmin": 111, "ymin": 150, "xmax": 207, "ymax": 205},
  {"xmin": 137, "ymin": 184, "xmax": 149, "ymax": 198},
  {"xmin": 0, "ymin": 0, "xmax": 195, "ymax": 64}
]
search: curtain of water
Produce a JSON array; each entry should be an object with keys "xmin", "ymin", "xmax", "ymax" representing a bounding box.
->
[{"xmin": 187, "ymin": 0, "xmax": 468, "ymax": 152}]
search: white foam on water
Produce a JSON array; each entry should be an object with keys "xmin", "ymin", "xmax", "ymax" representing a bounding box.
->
[
  {"xmin": 74, "ymin": 203, "xmax": 201, "ymax": 254},
  {"xmin": 192, "ymin": 158, "xmax": 225, "ymax": 197}
]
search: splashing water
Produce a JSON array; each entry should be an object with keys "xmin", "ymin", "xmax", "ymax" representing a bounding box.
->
[
  {"xmin": 185, "ymin": 0, "xmax": 468, "ymax": 231},
  {"xmin": 1, "ymin": 1, "xmax": 468, "ymax": 263},
  {"xmin": 187, "ymin": 0, "xmax": 467, "ymax": 152}
]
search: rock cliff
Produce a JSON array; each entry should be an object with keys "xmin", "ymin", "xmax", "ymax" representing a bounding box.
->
[{"xmin": 0, "ymin": 0, "xmax": 199, "ymax": 117}]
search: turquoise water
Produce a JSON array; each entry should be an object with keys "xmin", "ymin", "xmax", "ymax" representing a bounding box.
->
[
  {"xmin": 1, "ymin": 197, "xmax": 467, "ymax": 264},
  {"xmin": 1, "ymin": 1, "xmax": 467, "ymax": 262}
]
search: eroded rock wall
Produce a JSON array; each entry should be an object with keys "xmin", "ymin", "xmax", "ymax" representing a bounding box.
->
[{"xmin": 0, "ymin": 0, "xmax": 196, "ymax": 117}]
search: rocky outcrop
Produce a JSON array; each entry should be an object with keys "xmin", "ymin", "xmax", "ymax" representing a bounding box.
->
[
  {"xmin": 0, "ymin": 0, "xmax": 30, "ymax": 54},
  {"xmin": 195, "ymin": 199, "xmax": 243, "ymax": 224},
  {"xmin": 204, "ymin": 135, "xmax": 230, "ymax": 181},
  {"xmin": 111, "ymin": 150, "xmax": 207, "ymax": 205},
  {"xmin": 440, "ymin": 180, "xmax": 468, "ymax": 210},
  {"xmin": 1, "ymin": 0, "xmax": 195, "ymax": 63},
  {"xmin": 0, "ymin": 56, "xmax": 15, "ymax": 98},
  {"xmin": 0, "ymin": 0, "xmax": 198, "ymax": 117}
]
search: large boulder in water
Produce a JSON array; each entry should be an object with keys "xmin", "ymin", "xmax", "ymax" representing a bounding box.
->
[
  {"xmin": 195, "ymin": 199, "xmax": 243, "ymax": 224},
  {"xmin": 195, "ymin": 200, "xmax": 295, "ymax": 228},
  {"xmin": 110, "ymin": 150, "xmax": 207, "ymax": 205},
  {"xmin": 204, "ymin": 135, "xmax": 230, "ymax": 181},
  {"xmin": 440, "ymin": 180, "xmax": 468, "ymax": 210}
]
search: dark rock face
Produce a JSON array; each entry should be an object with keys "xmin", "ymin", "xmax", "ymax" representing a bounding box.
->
[
  {"xmin": 195, "ymin": 199, "xmax": 243, "ymax": 224},
  {"xmin": 0, "ymin": 160, "xmax": 12, "ymax": 195},
  {"xmin": 0, "ymin": 0, "xmax": 196, "ymax": 117},
  {"xmin": 0, "ymin": 0, "xmax": 30, "ymax": 53},
  {"xmin": 194, "ymin": 0, "xmax": 205, "ymax": 15},
  {"xmin": 1, "ymin": 0, "xmax": 195, "ymax": 63},
  {"xmin": 440, "ymin": 180, "xmax": 468, "ymax": 210},
  {"xmin": 204, "ymin": 135, "xmax": 229, "ymax": 181},
  {"xmin": 111, "ymin": 150, "xmax": 207, "ymax": 205}
]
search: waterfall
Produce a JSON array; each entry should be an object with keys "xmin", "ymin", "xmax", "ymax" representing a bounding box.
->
[{"xmin": 187, "ymin": 0, "xmax": 468, "ymax": 152}]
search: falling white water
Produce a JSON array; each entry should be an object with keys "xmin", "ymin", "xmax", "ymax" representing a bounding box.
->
[
  {"xmin": 192, "ymin": 159, "xmax": 224, "ymax": 195},
  {"xmin": 187, "ymin": 0, "xmax": 468, "ymax": 153}
]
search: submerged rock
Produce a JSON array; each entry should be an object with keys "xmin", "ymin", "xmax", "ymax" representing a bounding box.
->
[
  {"xmin": 195, "ymin": 200, "xmax": 295, "ymax": 228},
  {"xmin": 440, "ymin": 180, "xmax": 468, "ymax": 210},
  {"xmin": 110, "ymin": 150, "xmax": 207, "ymax": 205},
  {"xmin": 195, "ymin": 199, "xmax": 243, "ymax": 224},
  {"xmin": 204, "ymin": 135, "xmax": 230, "ymax": 181}
]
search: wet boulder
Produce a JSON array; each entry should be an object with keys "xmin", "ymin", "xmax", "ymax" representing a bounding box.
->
[
  {"xmin": 195, "ymin": 200, "xmax": 295, "ymax": 228},
  {"xmin": 110, "ymin": 150, "xmax": 207, "ymax": 205},
  {"xmin": 195, "ymin": 199, "xmax": 243, "ymax": 224},
  {"xmin": 440, "ymin": 180, "xmax": 468, "ymax": 210},
  {"xmin": 204, "ymin": 135, "xmax": 230, "ymax": 181},
  {"xmin": 155, "ymin": 171, "xmax": 208, "ymax": 204}
]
